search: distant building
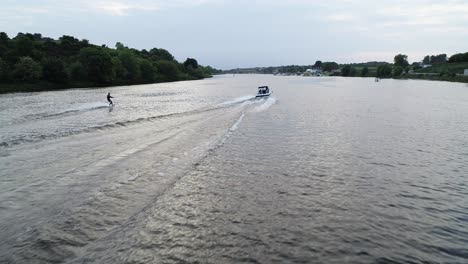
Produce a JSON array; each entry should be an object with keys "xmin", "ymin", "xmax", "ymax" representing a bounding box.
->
[
  {"xmin": 464, "ymin": 69, "xmax": 468, "ymax": 76},
  {"xmin": 303, "ymin": 68, "xmax": 322, "ymax": 76}
]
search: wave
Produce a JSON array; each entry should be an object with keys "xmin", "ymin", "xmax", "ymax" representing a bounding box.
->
[
  {"xmin": 251, "ymin": 97, "xmax": 277, "ymax": 112},
  {"xmin": 217, "ymin": 95, "xmax": 255, "ymax": 107},
  {"xmin": 1, "ymin": 96, "xmax": 255, "ymax": 148},
  {"xmin": 13, "ymin": 102, "xmax": 109, "ymax": 124},
  {"xmin": 230, "ymin": 112, "xmax": 245, "ymax": 131}
]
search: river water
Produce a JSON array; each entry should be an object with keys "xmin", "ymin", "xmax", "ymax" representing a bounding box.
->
[{"xmin": 1, "ymin": 75, "xmax": 468, "ymax": 263}]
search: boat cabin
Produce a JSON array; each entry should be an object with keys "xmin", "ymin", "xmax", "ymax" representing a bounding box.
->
[{"xmin": 257, "ymin": 86, "xmax": 269, "ymax": 94}]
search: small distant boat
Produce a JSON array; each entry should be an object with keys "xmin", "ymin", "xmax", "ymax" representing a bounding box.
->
[
  {"xmin": 256, "ymin": 86, "xmax": 272, "ymax": 97},
  {"xmin": 375, "ymin": 78, "xmax": 380, "ymax": 82}
]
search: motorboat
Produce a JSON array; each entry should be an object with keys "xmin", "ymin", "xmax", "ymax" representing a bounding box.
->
[
  {"xmin": 375, "ymin": 78, "xmax": 380, "ymax": 82},
  {"xmin": 256, "ymin": 86, "xmax": 272, "ymax": 97}
]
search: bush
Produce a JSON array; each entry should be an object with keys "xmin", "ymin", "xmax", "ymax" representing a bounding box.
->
[
  {"xmin": 377, "ymin": 64, "xmax": 392, "ymax": 77},
  {"xmin": 0, "ymin": 58, "xmax": 9, "ymax": 81},
  {"xmin": 155, "ymin": 61, "xmax": 180, "ymax": 81},
  {"xmin": 13, "ymin": 56, "xmax": 42, "ymax": 82},
  {"xmin": 393, "ymin": 66, "xmax": 403, "ymax": 76},
  {"xmin": 42, "ymin": 57, "xmax": 67, "ymax": 83}
]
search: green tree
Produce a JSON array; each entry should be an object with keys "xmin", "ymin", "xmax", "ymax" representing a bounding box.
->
[
  {"xmin": 148, "ymin": 48, "xmax": 175, "ymax": 61},
  {"xmin": 15, "ymin": 35, "xmax": 34, "ymax": 57},
  {"xmin": 79, "ymin": 47, "xmax": 115, "ymax": 82},
  {"xmin": 361, "ymin": 66, "xmax": 369, "ymax": 76},
  {"xmin": 183, "ymin": 58, "xmax": 199, "ymax": 69},
  {"xmin": 394, "ymin": 54, "xmax": 409, "ymax": 68},
  {"xmin": 68, "ymin": 62, "xmax": 87, "ymax": 81},
  {"xmin": 42, "ymin": 57, "xmax": 67, "ymax": 83},
  {"xmin": 377, "ymin": 64, "xmax": 392, "ymax": 77},
  {"xmin": 139, "ymin": 59, "xmax": 157, "ymax": 82},
  {"xmin": 393, "ymin": 66, "xmax": 403, "ymax": 76},
  {"xmin": 0, "ymin": 32, "xmax": 9, "ymax": 57},
  {"xmin": 448, "ymin": 52, "xmax": 468, "ymax": 63},
  {"xmin": 115, "ymin": 42, "xmax": 126, "ymax": 50},
  {"xmin": 430, "ymin": 54, "xmax": 447, "ymax": 64},
  {"xmin": 0, "ymin": 58, "xmax": 9, "ymax": 81},
  {"xmin": 59, "ymin": 35, "xmax": 83, "ymax": 56},
  {"xmin": 322, "ymin": 62, "xmax": 339, "ymax": 72},
  {"xmin": 341, "ymin": 65, "xmax": 355, "ymax": 76},
  {"xmin": 118, "ymin": 50, "xmax": 140, "ymax": 81},
  {"xmin": 0, "ymin": 32, "xmax": 9, "ymax": 45},
  {"xmin": 155, "ymin": 61, "xmax": 179, "ymax": 81},
  {"xmin": 314, "ymin": 60, "xmax": 323, "ymax": 68},
  {"xmin": 111, "ymin": 57, "xmax": 127, "ymax": 80},
  {"xmin": 0, "ymin": 31, "xmax": 214, "ymax": 91},
  {"xmin": 13, "ymin": 57, "xmax": 42, "ymax": 82},
  {"xmin": 423, "ymin": 55, "xmax": 430, "ymax": 64}
]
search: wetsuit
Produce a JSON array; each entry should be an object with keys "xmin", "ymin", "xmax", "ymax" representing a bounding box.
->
[{"xmin": 107, "ymin": 93, "xmax": 114, "ymax": 106}]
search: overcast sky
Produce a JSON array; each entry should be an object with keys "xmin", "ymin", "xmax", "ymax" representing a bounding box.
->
[{"xmin": 1, "ymin": 0, "xmax": 467, "ymax": 69}]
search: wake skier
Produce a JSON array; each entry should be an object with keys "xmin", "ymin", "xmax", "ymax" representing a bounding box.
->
[{"xmin": 107, "ymin": 92, "xmax": 114, "ymax": 106}]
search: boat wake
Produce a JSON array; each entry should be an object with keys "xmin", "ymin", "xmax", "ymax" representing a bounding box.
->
[
  {"xmin": 12, "ymin": 102, "xmax": 109, "ymax": 124},
  {"xmin": 251, "ymin": 97, "xmax": 277, "ymax": 112},
  {"xmin": 0, "ymin": 96, "xmax": 267, "ymax": 148},
  {"xmin": 217, "ymin": 95, "xmax": 256, "ymax": 106}
]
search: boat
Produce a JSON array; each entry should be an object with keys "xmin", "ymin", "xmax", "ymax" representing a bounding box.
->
[
  {"xmin": 375, "ymin": 78, "xmax": 380, "ymax": 82},
  {"xmin": 256, "ymin": 86, "xmax": 272, "ymax": 97}
]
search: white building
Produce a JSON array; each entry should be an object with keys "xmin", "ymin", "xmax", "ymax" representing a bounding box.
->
[
  {"xmin": 464, "ymin": 69, "xmax": 468, "ymax": 76},
  {"xmin": 304, "ymin": 68, "xmax": 322, "ymax": 76}
]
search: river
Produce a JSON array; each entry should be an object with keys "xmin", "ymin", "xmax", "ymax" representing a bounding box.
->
[{"xmin": 1, "ymin": 75, "xmax": 468, "ymax": 263}]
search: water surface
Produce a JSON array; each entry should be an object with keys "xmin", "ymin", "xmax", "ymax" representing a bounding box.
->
[{"xmin": 1, "ymin": 75, "xmax": 468, "ymax": 263}]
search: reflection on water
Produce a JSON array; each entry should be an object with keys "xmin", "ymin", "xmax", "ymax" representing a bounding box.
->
[{"xmin": 1, "ymin": 75, "xmax": 468, "ymax": 263}]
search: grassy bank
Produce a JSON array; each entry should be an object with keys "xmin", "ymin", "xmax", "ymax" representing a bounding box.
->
[
  {"xmin": 413, "ymin": 62, "xmax": 468, "ymax": 75},
  {"xmin": 397, "ymin": 74, "xmax": 468, "ymax": 83}
]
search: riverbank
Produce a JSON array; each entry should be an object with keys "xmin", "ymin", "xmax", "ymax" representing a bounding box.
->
[
  {"xmin": 395, "ymin": 74, "xmax": 468, "ymax": 83},
  {"xmin": 0, "ymin": 32, "xmax": 221, "ymax": 94},
  {"xmin": 0, "ymin": 75, "xmax": 211, "ymax": 94}
]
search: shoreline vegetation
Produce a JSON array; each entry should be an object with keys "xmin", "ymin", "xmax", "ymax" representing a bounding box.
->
[
  {"xmin": 0, "ymin": 32, "xmax": 222, "ymax": 94},
  {"xmin": 224, "ymin": 53, "xmax": 468, "ymax": 84}
]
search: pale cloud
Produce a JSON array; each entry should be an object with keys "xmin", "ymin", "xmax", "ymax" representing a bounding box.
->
[
  {"xmin": 0, "ymin": 0, "xmax": 218, "ymax": 17},
  {"xmin": 322, "ymin": 13, "xmax": 356, "ymax": 22},
  {"xmin": 1, "ymin": 0, "xmax": 467, "ymax": 68},
  {"xmin": 87, "ymin": 1, "xmax": 160, "ymax": 16},
  {"xmin": 83, "ymin": 0, "xmax": 218, "ymax": 15},
  {"xmin": 295, "ymin": 0, "xmax": 468, "ymax": 29}
]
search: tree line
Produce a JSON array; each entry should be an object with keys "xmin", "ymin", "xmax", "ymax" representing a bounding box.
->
[{"xmin": 0, "ymin": 32, "xmax": 221, "ymax": 91}]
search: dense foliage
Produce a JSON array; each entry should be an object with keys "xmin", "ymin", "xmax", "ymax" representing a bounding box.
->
[
  {"xmin": 0, "ymin": 32, "xmax": 220, "ymax": 92},
  {"xmin": 423, "ymin": 54, "xmax": 447, "ymax": 64},
  {"xmin": 361, "ymin": 67, "xmax": 369, "ymax": 76},
  {"xmin": 394, "ymin": 54, "xmax": 409, "ymax": 68},
  {"xmin": 341, "ymin": 65, "xmax": 356, "ymax": 76},
  {"xmin": 448, "ymin": 52, "xmax": 468, "ymax": 63},
  {"xmin": 376, "ymin": 64, "xmax": 392, "ymax": 77}
]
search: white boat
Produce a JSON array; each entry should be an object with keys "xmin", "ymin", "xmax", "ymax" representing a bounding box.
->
[{"xmin": 256, "ymin": 86, "xmax": 272, "ymax": 97}]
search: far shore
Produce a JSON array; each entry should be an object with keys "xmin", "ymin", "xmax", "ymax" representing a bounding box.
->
[{"xmin": 0, "ymin": 77, "xmax": 212, "ymax": 95}]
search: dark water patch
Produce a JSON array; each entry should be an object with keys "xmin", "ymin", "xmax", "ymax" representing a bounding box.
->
[{"xmin": 369, "ymin": 162, "xmax": 396, "ymax": 168}]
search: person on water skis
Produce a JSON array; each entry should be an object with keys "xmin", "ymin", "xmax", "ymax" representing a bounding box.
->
[{"xmin": 107, "ymin": 92, "xmax": 114, "ymax": 106}]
